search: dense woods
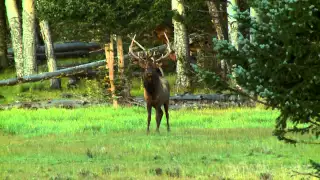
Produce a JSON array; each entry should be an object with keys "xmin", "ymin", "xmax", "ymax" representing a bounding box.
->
[{"xmin": 0, "ymin": 0, "xmax": 319, "ymax": 178}]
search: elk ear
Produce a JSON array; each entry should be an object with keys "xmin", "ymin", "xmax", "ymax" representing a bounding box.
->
[{"xmin": 132, "ymin": 59, "xmax": 139, "ymax": 65}]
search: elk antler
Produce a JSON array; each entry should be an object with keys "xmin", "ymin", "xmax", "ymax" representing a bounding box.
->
[
  {"xmin": 128, "ymin": 34, "xmax": 146, "ymax": 62},
  {"xmin": 128, "ymin": 34, "xmax": 146, "ymax": 51},
  {"xmin": 154, "ymin": 32, "xmax": 172, "ymax": 63}
]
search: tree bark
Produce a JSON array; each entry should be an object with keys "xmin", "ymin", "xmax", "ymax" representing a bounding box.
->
[
  {"xmin": 109, "ymin": 36, "xmax": 118, "ymax": 107},
  {"xmin": 105, "ymin": 36, "xmax": 118, "ymax": 107},
  {"xmin": 206, "ymin": 0, "xmax": 228, "ymax": 78},
  {"xmin": 22, "ymin": 0, "xmax": 36, "ymax": 75},
  {"xmin": 250, "ymin": 7, "xmax": 259, "ymax": 43},
  {"xmin": 227, "ymin": 0, "xmax": 238, "ymax": 50},
  {"xmin": 39, "ymin": 20, "xmax": 61, "ymax": 89},
  {"xmin": 0, "ymin": 0, "xmax": 9, "ymax": 70},
  {"xmin": 117, "ymin": 35, "xmax": 130, "ymax": 98},
  {"xmin": 117, "ymin": 36, "xmax": 124, "ymax": 79},
  {"xmin": 172, "ymin": 0, "xmax": 192, "ymax": 92},
  {"xmin": 5, "ymin": 0, "xmax": 24, "ymax": 78},
  {"xmin": 206, "ymin": 1, "xmax": 225, "ymax": 41}
]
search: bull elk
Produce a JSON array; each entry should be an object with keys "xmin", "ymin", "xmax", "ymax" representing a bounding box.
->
[{"xmin": 129, "ymin": 33, "xmax": 172, "ymax": 133}]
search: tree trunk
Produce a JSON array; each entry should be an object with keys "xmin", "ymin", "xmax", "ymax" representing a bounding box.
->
[
  {"xmin": 207, "ymin": 1, "xmax": 225, "ymax": 40},
  {"xmin": 250, "ymin": 7, "xmax": 259, "ymax": 43},
  {"xmin": 109, "ymin": 36, "xmax": 118, "ymax": 107},
  {"xmin": 39, "ymin": 20, "xmax": 61, "ymax": 89},
  {"xmin": 172, "ymin": 0, "xmax": 192, "ymax": 92},
  {"xmin": 22, "ymin": 0, "xmax": 36, "ymax": 75},
  {"xmin": 0, "ymin": 0, "xmax": 9, "ymax": 70},
  {"xmin": 105, "ymin": 36, "xmax": 118, "ymax": 107},
  {"xmin": 117, "ymin": 36, "xmax": 124, "ymax": 78},
  {"xmin": 5, "ymin": 0, "xmax": 24, "ymax": 78},
  {"xmin": 250, "ymin": 7, "xmax": 259, "ymax": 101},
  {"xmin": 227, "ymin": 0, "xmax": 238, "ymax": 50},
  {"xmin": 117, "ymin": 35, "xmax": 130, "ymax": 99},
  {"xmin": 35, "ymin": 18, "xmax": 44, "ymax": 46},
  {"xmin": 206, "ymin": 0, "xmax": 229, "ymax": 79}
]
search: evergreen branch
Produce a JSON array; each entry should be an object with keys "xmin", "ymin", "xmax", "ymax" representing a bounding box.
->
[
  {"xmin": 292, "ymin": 171, "xmax": 320, "ymax": 178},
  {"xmin": 225, "ymin": 86, "xmax": 270, "ymax": 107},
  {"xmin": 309, "ymin": 120, "xmax": 320, "ymax": 126}
]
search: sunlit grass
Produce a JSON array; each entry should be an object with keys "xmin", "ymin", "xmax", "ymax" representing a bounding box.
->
[
  {"xmin": 0, "ymin": 106, "xmax": 318, "ymax": 179},
  {"xmin": 0, "ymin": 106, "xmax": 279, "ymax": 137}
]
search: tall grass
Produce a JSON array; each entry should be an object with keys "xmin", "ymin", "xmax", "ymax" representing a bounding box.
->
[{"xmin": 0, "ymin": 106, "xmax": 279, "ymax": 137}]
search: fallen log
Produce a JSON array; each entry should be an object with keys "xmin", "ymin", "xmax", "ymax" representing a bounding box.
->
[
  {"xmin": 134, "ymin": 93, "xmax": 250, "ymax": 102},
  {"xmin": 8, "ymin": 50, "xmax": 95, "ymax": 61},
  {"xmin": 0, "ymin": 44, "xmax": 168, "ymax": 87},
  {"xmin": 0, "ymin": 60, "xmax": 105, "ymax": 86},
  {"xmin": 7, "ymin": 42, "xmax": 101, "ymax": 55}
]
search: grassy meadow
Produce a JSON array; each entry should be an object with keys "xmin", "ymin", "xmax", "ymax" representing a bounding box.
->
[
  {"xmin": 0, "ymin": 106, "xmax": 319, "ymax": 179},
  {"xmin": 0, "ymin": 58, "xmax": 318, "ymax": 179}
]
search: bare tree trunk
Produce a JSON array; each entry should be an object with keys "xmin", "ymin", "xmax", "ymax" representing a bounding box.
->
[
  {"xmin": 250, "ymin": 7, "xmax": 259, "ymax": 43},
  {"xmin": 227, "ymin": 0, "xmax": 238, "ymax": 50},
  {"xmin": 117, "ymin": 36, "xmax": 124, "ymax": 79},
  {"xmin": 5, "ymin": 0, "xmax": 24, "ymax": 78},
  {"xmin": 172, "ymin": 0, "xmax": 192, "ymax": 92},
  {"xmin": 39, "ymin": 20, "xmax": 61, "ymax": 89},
  {"xmin": 105, "ymin": 36, "xmax": 118, "ymax": 107},
  {"xmin": 117, "ymin": 35, "xmax": 130, "ymax": 99},
  {"xmin": 0, "ymin": 0, "xmax": 9, "ymax": 70},
  {"xmin": 207, "ymin": 1, "xmax": 225, "ymax": 40},
  {"xmin": 206, "ymin": 0, "xmax": 229, "ymax": 79},
  {"xmin": 22, "ymin": 0, "xmax": 36, "ymax": 75}
]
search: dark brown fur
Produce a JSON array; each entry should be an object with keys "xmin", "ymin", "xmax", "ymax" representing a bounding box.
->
[
  {"xmin": 128, "ymin": 32, "xmax": 171, "ymax": 133},
  {"xmin": 143, "ymin": 62, "xmax": 170, "ymax": 133}
]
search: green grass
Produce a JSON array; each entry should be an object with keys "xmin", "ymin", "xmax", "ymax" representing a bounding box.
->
[
  {"xmin": 0, "ymin": 106, "xmax": 279, "ymax": 137},
  {"xmin": 0, "ymin": 106, "xmax": 319, "ymax": 179}
]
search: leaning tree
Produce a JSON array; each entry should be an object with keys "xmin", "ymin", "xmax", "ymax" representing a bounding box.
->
[
  {"xmin": 0, "ymin": 0, "xmax": 9, "ymax": 70},
  {"xmin": 5, "ymin": 0, "xmax": 24, "ymax": 78},
  {"xmin": 22, "ymin": 0, "xmax": 37, "ymax": 75}
]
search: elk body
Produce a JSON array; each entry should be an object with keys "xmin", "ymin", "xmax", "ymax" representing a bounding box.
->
[{"xmin": 129, "ymin": 34, "xmax": 171, "ymax": 133}]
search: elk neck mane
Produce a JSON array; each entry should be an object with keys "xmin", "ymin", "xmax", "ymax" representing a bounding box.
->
[{"xmin": 143, "ymin": 71, "xmax": 161, "ymax": 95}]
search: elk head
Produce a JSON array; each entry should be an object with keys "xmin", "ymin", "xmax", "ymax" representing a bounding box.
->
[{"xmin": 128, "ymin": 33, "xmax": 171, "ymax": 81}]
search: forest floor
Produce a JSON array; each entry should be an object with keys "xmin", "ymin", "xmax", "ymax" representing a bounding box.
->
[{"xmin": 0, "ymin": 106, "xmax": 319, "ymax": 179}]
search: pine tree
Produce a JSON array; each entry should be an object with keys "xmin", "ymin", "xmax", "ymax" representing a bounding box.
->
[{"xmin": 208, "ymin": 0, "xmax": 320, "ymax": 177}]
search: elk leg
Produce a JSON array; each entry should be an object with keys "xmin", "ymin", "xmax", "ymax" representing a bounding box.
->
[
  {"xmin": 164, "ymin": 102, "xmax": 170, "ymax": 132},
  {"xmin": 156, "ymin": 108, "xmax": 163, "ymax": 133},
  {"xmin": 147, "ymin": 104, "xmax": 152, "ymax": 134},
  {"xmin": 159, "ymin": 107, "xmax": 164, "ymax": 124}
]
